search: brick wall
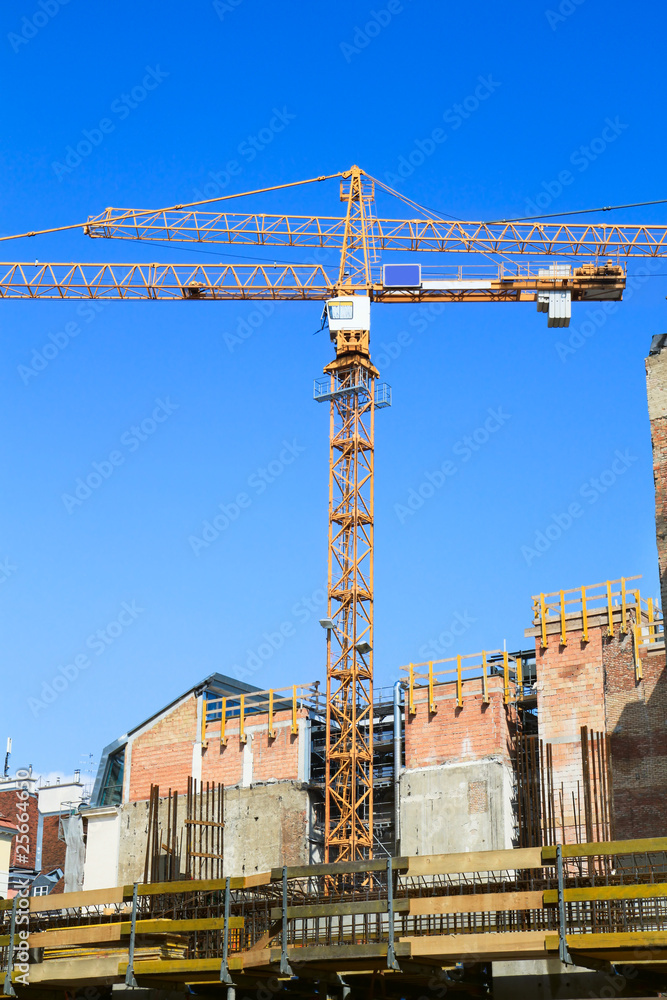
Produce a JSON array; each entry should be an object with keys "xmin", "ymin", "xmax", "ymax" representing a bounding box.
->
[
  {"xmin": 536, "ymin": 624, "xmax": 607, "ymax": 743},
  {"xmin": 246, "ymin": 711, "xmax": 303, "ymax": 783},
  {"xmin": 129, "ymin": 696, "xmax": 199, "ymax": 799},
  {"xmin": 530, "ymin": 608, "xmax": 667, "ymax": 842},
  {"xmin": 203, "ymin": 734, "xmax": 245, "ymax": 787},
  {"xmin": 534, "ymin": 621, "xmax": 607, "ymax": 842},
  {"xmin": 203, "ymin": 708, "xmax": 305, "ymax": 785},
  {"xmin": 647, "ymin": 345, "xmax": 667, "ymax": 618},
  {"xmin": 129, "ymin": 697, "xmax": 306, "ymax": 800},
  {"xmin": 40, "ymin": 814, "xmax": 66, "ymax": 893},
  {"xmin": 405, "ymin": 675, "xmax": 513, "ymax": 770},
  {"xmin": 606, "ymin": 639, "xmax": 667, "ymax": 838},
  {"xmin": 0, "ymin": 789, "xmax": 38, "ymax": 870}
]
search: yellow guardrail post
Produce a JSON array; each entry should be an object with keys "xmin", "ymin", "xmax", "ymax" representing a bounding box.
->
[
  {"xmin": 559, "ymin": 590, "xmax": 567, "ymax": 646},
  {"xmin": 503, "ymin": 651, "xmax": 510, "ymax": 704},
  {"xmin": 633, "ymin": 626, "xmax": 643, "ymax": 683},
  {"xmin": 648, "ymin": 597, "xmax": 655, "ymax": 643},
  {"xmin": 540, "ymin": 593, "xmax": 548, "ymax": 648},
  {"xmin": 606, "ymin": 580, "xmax": 614, "ymax": 636},
  {"xmin": 482, "ymin": 650, "xmax": 489, "ymax": 704},
  {"xmin": 428, "ymin": 661, "xmax": 437, "ymax": 714},
  {"xmin": 621, "ymin": 577, "xmax": 627, "ymax": 634},
  {"xmin": 268, "ymin": 690, "xmax": 276, "ymax": 739},
  {"xmin": 220, "ymin": 698, "xmax": 227, "ymax": 747},
  {"xmin": 581, "ymin": 585, "xmax": 588, "ymax": 643},
  {"xmin": 292, "ymin": 685, "xmax": 298, "ymax": 735},
  {"xmin": 634, "ymin": 588, "xmax": 642, "ymax": 634},
  {"xmin": 201, "ymin": 698, "xmax": 208, "ymax": 747},
  {"xmin": 456, "ymin": 655, "xmax": 462, "ymax": 708},
  {"xmin": 239, "ymin": 694, "xmax": 247, "ymax": 744}
]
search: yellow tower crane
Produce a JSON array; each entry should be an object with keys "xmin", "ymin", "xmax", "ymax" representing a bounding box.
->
[{"xmin": 3, "ymin": 164, "xmax": 666, "ymax": 861}]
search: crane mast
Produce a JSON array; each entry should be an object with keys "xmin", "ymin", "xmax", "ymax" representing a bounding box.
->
[{"xmin": 320, "ymin": 167, "xmax": 378, "ymax": 861}]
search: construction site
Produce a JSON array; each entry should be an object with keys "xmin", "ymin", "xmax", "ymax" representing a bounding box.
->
[{"xmin": 2, "ymin": 165, "xmax": 667, "ymax": 1000}]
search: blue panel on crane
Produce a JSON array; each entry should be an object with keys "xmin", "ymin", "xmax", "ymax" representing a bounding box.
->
[{"xmin": 382, "ymin": 264, "xmax": 421, "ymax": 288}]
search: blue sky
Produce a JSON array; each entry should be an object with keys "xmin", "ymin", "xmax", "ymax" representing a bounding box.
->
[{"xmin": 1, "ymin": 0, "xmax": 665, "ymax": 779}]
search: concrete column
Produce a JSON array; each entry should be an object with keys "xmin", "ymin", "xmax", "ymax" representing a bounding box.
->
[{"xmin": 191, "ymin": 694, "xmax": 203, "ymax": 784}]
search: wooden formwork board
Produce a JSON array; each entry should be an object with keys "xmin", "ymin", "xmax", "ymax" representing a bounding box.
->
[
  {"xmin": 406, "ymin": 847, "xmax": 543, "ymax": 876},
  {"xmin": 543, "ymin": 882, "xmax": 667, "ymax": 904},
  {"xmin": 28, "ymin": 916, "xmax": 244, "ymax": 947},
  {"xmin": 401, "ymin": 931, "xmax": 548, "ymax": 959}
]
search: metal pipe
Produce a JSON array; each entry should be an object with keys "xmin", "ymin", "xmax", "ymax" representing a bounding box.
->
[{"xmin": 393, "ymin": 680, "xmax": 403, "ymax": 854}]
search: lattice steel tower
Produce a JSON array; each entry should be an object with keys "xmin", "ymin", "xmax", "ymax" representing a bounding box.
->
[{"xmin": 316, "ymin": 168, "xmax": 388, "ymax": 861}]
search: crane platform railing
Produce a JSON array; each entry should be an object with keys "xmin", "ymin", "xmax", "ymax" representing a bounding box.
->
[{"xmin": 371, "ymin": 261, "xmax": 613, "ymax": 284}]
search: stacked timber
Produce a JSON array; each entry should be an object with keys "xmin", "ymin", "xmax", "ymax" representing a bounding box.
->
[{"xmin": 43, "ymin": 937, "xmax": 188, "ymax": 964}]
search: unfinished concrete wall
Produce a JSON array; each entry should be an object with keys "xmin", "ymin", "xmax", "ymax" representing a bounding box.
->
[
  {"xmin": 400, "ymin": 675, "xmax": 514, "ymax": 854},
  {"xmin": 223, "ymin": 782, "xmax": 311, "ymax": 875},
  {"xmin": 116, "ymin": 782, "xmax": 312, "ymax": 885},
  {"xmin": 117, "ymin": 799, "xmax": 152, "ymax": 885},
  {"xmin": 493, "ymin": 958, "xmax": 615, "ymax": 1000},
  {"xmin": 400, "ymin": 758, "xmax": 514, "ymax": 854}
]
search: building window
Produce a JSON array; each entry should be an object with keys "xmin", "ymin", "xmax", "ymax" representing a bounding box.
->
[
  {"xmin": 32, "ymin": 885, "xmax": 49, "ymax": 896},
  {"xmin": 100, "ymin": 747, "xmax": 125, "ymax": 806}
]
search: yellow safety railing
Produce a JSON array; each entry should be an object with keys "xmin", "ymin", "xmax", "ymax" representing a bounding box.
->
[
  {"xmin": 532, "ymin": 576, "xmax": 662, "ymax": 648},
  {"xmin": 203, "ymin": 682, "xmax": 320, "ymax": 747},
  {"xmin": 633, "ymin": 619, "xmax": 665, "ymax": 681},
  {"xmin": 400, "ymin": 649, "xmax": 524, "ymax": 709}
]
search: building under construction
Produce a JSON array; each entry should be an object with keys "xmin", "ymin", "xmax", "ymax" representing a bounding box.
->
[
  {"xmin": 0, "ymin": 338, "xmax": 664, "ymax": 997},
  {"xmin": 2, "ymin": 171, "xmax": 667, "ymax": 997}
]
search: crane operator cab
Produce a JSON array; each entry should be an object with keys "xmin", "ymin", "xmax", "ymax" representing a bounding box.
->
[
  {"xmin": 325, "ymin": 295, "xmax": 371, "ymax": 360},
  {"xmin": 325, "ymin": 295, "xmax": 371, "ymax": 333}
]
